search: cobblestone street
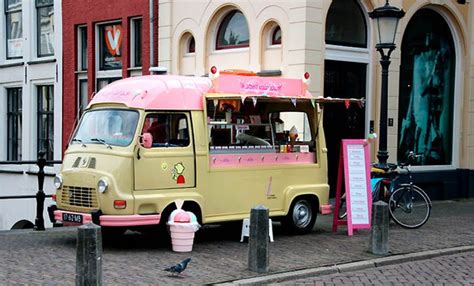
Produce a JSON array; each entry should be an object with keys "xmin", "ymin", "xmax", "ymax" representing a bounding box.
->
[
  {"xmin": 278, "ymin": 251, "xmax": 474, "ymax": 285},
  {"xmin": 0, "ymin": 199, "xmax": 473, "ymax": 285}
]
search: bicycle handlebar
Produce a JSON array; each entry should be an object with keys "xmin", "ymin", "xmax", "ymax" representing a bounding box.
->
[{"xmin": 371, "ymin": 151, "xmax": 422, "ymax": 176}]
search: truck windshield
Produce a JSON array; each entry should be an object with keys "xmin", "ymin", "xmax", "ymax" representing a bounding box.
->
[{"xmin": 72, "ymin": 109, "xmax": 139, "ymax": 147}]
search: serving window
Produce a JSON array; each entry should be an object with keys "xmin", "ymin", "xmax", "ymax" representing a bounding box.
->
[{"xmin": 206, "ymin": 96, "xmax": 318, "ymax": 167}]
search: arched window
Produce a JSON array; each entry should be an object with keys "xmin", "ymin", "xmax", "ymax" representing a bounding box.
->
[
  {"xmin": 188, "ymin": 36, "xmax": 195, "ymax": 53},
  {"xmin": 271, "ymin": 26, "xmax": 281, "ymax": 45},
  {"xmin": 216, "ymin": 10, "xmax": 249, "ymax": 50},
  {"xmin": 325, "ymin": 0, "xmax": 367, "ymax": 48},
  {"xmin": 398, "ymin": 9, "xmax": 455, "ymax": 165}
]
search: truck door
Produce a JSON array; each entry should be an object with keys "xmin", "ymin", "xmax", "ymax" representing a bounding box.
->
[{"xmin": 134, "ymin": 112, "xmax": 195, "ymax": 190}]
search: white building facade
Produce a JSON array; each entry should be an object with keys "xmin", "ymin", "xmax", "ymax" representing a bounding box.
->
[
  {"xmin": 0, "ymin": 0, "xmax": 62, "ymax": 230},
  {"xmin": 159, "ymin": 0, "xmax": 474, "ymax": 199}
]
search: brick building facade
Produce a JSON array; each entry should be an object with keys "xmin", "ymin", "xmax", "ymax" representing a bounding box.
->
[{"xmin": 62, "ymin": 0, "xmax": 158, "ymax": 150}]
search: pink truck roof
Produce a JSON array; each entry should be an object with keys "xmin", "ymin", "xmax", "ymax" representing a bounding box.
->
[
  {"xmin": 90, "ymin": 75, "xmax": 212, "ymax": 110},
  {"xmin": 89, "ymin": 74, "xmax": 312, "ymax": 111}
]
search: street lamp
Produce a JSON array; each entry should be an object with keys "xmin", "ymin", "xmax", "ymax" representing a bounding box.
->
[{"xmin": 369, "ymin": 0, "xmax": 405, "ymax": 169}]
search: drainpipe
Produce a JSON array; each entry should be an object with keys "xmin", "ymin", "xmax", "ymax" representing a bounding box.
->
[{"xmin": 149, "ymin": 0, "xmax": 155, "ymax": 70}]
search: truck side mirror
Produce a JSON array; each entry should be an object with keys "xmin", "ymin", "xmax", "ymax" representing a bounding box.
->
[{"xmin": 141, "ymin": 133, "xmax": 153, "ymax": 148}]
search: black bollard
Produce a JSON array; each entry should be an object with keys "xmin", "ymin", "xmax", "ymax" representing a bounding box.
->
[
  {"xmin": 34, "ymin": 151, "xmax": 47, "ymax": 231},
  {"xmin": 248, "ymin": 205, "xmax": 269, "ymax": 273},
  {"xmin": 369, "ymin": 201, "xmax": 389, "ymax": 255},
  {"xmin": 76, "ymin": 223, "xmax": 102, "ymax": 286}
]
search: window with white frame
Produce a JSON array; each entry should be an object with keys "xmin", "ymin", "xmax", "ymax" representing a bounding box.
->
[
  {"xmin": 99, "ymin": 22, "xmax": 123, "ymax": 70},
  {"xmin": 130, "ymin": 18, "xmax": 142, "ymax": 67},
  {"xmin": 7, "ymin": 87, "xmax": 22, "ymax": 161},
  {"xmin": 78, "ymin": 25, "xmax": 87, "ymax": 71},
  {"xmin": 37, "ymin": 85, "xmax": 54, "ymax": 160},
  {"xmin": 5, "ymin": 0, "xmax": 23, "ymax": 59},
  {"xmin": 36, "ymin": 0, "xmax": 54, "ymax": 57}
]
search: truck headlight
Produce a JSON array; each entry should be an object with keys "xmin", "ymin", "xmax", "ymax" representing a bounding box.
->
[
  {"xmin": 97, "ymin": 178, "xmax": 109, "ymax": 193},
  {"xmin": 54, "ymin": 175, "xmax": 63, "ymax": 189}
]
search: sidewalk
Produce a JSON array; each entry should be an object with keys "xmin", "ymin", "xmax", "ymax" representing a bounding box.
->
[{"xmin": 0, "ymin": 199, "xmax": 473, "ymax": 285}]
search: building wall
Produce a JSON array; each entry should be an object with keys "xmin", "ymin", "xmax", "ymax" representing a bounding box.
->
[
  {"xmin": 61, "ymin": 0, "xmax": 157, "ymax": 151},
  {"xmin": 160, "ymin": 0, "xmax": 473, "ymax": 198},
  {"xmin": 0, "ymin": 0, "xmax": 62, "ymax": 230},
  {"xmin": 159, "ymin": 0, "xmax": 325, "ymax": 97}
]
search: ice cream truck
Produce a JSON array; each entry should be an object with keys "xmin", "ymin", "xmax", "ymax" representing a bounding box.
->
[{"xmin": 49, "ymin": 71, "xmax": 336, "ymax": 236}]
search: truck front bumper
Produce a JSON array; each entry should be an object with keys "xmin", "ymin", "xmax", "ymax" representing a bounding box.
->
[{"xmin": 53, "ymin": 209, "xmax": 161, "ymax": 227}]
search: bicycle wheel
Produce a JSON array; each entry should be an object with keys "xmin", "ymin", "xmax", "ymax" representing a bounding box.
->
[{"xmin": 388, "ymin": 185, "xmax": 431, "ymax": 229}]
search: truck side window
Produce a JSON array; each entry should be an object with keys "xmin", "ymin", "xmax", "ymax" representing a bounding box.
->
[{"xmin": 142, "ymin": 113, "xmax": 190, "ymax": 147}]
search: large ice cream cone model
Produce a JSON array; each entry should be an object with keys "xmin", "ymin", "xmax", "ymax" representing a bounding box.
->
[
  {"xmin": 169, "ymin": 224, "xmax": 196, "ymax": 252},
  {"xmin": 289, "ymin": 126, "xmax": 298, "ymax": 146},
  {"xmin": 167, "ymin": 208, "xmax": 200, "ymax": 252}
]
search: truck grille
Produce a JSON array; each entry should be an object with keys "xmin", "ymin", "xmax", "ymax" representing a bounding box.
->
[{"xmin": 61, "ymin": 186, "xmax": 98, "ymax": 208}]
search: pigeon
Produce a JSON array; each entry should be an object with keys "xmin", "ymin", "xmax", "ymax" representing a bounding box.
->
[{"xmin": 163, "ymin": 258, "xmax": 191, "ymax": 276}]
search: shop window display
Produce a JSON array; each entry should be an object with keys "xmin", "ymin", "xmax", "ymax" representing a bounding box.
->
[
  {"xmin": 99, "ymin": 23, "xmax": 123, "ymax": 70},
  {"xmin": 398, "ymin": 9, "xmax": 455, "ymax": 165}
]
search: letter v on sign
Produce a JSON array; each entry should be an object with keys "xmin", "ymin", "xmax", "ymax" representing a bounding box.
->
[{"xmin": 105, "ymin": 25, "xmax": 123, "ymax": 56}]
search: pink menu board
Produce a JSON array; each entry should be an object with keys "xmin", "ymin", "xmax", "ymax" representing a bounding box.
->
[{"xmin": 333, "ymin": 139, "xmax": 372, "ymax": 236}]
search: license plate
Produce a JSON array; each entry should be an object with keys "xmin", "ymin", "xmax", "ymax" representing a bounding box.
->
[{"xmin": 62, "ymin": 213, "xmax": 83, "ymax": 223}]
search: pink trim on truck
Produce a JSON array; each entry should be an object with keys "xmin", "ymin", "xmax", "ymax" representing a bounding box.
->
[
  {"xmin": 320, "ymin": 204, "xmax": 333, "ymax": 215},
  {"xmin": 54, "ymin": 210, "xmax": 161, "ymax": 227},
  {"xmin": 210, "ymin": 152, "xmax": 315, "ymax": 168}
]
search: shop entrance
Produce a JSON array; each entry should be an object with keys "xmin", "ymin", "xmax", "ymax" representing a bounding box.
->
[{"xmin": 323, "ymin": 60, "xmax": 367, "ymax": 197}]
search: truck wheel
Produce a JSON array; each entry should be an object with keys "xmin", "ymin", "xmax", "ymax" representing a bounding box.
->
[{"xmin": 282, "ymin": 197, "xmax": 317, "ymax": 234}]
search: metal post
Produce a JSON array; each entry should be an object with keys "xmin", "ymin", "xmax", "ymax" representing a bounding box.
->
[
  {"xmin": 375, "ymin": 46, "xmax": 394, "ymax": 170},
  {"xmin": 76, "ymin": 223, "xmax": 102, "ymax": 286},
  {"xmin": 369, "ymin": 201, "xmax": 389, "ymax": 255},
  {"xmin": 34, "ymin": 151, "xmax": 47, "ymax": 231},
  {"xmin": 248, "ymin": 205, "xmax": 269, "ymax": 273}
]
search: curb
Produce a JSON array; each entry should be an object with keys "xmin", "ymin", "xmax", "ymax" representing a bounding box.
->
[{"xmin": 216, "ymin": 245, "xmax": 474, "ymax": 285}]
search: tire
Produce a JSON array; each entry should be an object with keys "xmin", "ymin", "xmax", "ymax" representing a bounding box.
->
[
  {"xmin": 282, "ymin": 197, "xmax": 317, "ymax": 234},
  {"xmin": 388, "ymin": 185, "xmax": 431, "ymax": 229}
]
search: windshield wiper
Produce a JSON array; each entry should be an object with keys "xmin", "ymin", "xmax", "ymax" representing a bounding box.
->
[
  {"xmin": 71, "ymin": 138, "xmax": 86, "ymax": 147},
  {"xmin": 91, "ymin": 138, "xmax": 112, "ymax": 149}
]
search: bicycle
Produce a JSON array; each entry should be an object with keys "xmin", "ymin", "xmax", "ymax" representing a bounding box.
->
[{"xmin": 338, "ymin": 151, "xmax": 432, "ymax": 229}]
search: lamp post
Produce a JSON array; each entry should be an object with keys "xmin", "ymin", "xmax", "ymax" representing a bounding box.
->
[{"xmin": 369, "ymin": 0, "xmax": 405, "ymax": 169}]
